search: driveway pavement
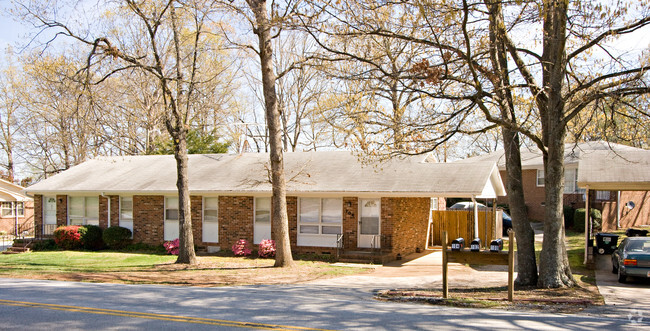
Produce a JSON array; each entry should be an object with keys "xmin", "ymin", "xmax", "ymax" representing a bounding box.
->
[
  {"xmin": 310, "ymin": 250, "xmax": 511, "ymax": 290},
  {"xmin": 588, "ymin": 253, "xmax": 650, "ymax": 321}
]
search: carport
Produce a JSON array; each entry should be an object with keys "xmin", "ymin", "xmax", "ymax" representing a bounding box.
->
[{"xmin": 577, "ymin": 149, "xmax": 650, "ymax": 264}]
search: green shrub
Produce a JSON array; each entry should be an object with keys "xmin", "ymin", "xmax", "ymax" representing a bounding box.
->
[
  {"xmin": 123, "ymin": 242, "xmax": 167, "ymax": 253},
  {"xmin": 81, "ymin": 225, "xmax": 104, "ymax": 250},
  {"xmin": 573, "ymin": 208, "xmax": 602, "ymax": 232},
  {"xmin": 563, "ymin": 206, "xmax": 575, "ymax": 229},
  {"xmin": 54, "ymin": 226, "xmax": 85, "ymax": 249},
  {"xmin": 102, "ymin": 226, "xmax": 132, "ymax": 249},
  {"xmin": 32, "ymin": 239, "xmax": 58, "ymax": 251}
]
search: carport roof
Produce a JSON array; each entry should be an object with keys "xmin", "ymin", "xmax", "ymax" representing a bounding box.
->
[
  {"xmin": 577, "ymin": 149, "xmax": 650, "ymax": 191},
  {"xmin": 25, "ymin": 151, "xmax": 506, "ymax": 198}
]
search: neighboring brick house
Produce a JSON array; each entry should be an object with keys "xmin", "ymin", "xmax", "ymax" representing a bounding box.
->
[
  {"xmin": 577, "ymin": 149, "xmax": 650, "ymax": 231},
  {"xmin": 457, "ymin": 141, "xmax": 650, "ymax": 229},
  {"xmin": 0, "ymin": 178, "xmax": 34, "ymax": 236},
  {"xmin": 25, "ymin": 151, "xmax": 505, "ymax": 261}
]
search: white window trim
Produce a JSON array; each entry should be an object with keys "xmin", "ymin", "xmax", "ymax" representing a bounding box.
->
[
  {"xmin": 254, "ymin": 197, "xmax": 271, "ymax": 224},
  {"xmin": 164, "ymin": 196, "xmax": 179, "ymax": 241},
  {"xmin": 536, "ymin": 169, "xmax": 545, "ymax": 187},
  {"xmin": 119, "ymin": 196, "xmax": 134, "ymax": 222},
  {"xmin": 202, "ymin": 196, "xmax": 219, "ymax": 243},
  {"xmin": 563, "ymin": 168, "xmax": 583, "ymax": 194},
  {"xmin": 430, "ymin": 198, "xmax": 439, "ymax": 211},
  {"xmin": 298, "ymin": 197, "xmax": 342, "ymax": 236},
  {"xmin": 16, "ymin": 202, "xmax": 24, "ymax": 217},
  {"xmin": 119, "ymin": 196, "xmax": 134, "ymax": 237},
  {"xmin": 596, "ymin": 191, "xmax": 611, "ymax": 200},
  {"xmin": 67, "ymin": 196, "xmax": 99, "ymax": 226},
  {"xmin": 1, "ymin": 202, "xmax": 13, "ymax": 217}
]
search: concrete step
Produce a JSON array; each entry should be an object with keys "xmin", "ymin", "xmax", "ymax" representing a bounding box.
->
[
  {"xmin": 338, "ymin": 251, "xmax": 392, "ymax": 264},
  {"xmin": 7, "ymin": 246, "xmax": 30, "ymax": 253}
]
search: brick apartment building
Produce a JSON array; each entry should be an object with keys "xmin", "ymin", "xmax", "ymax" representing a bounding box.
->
[{"xmin": 25, "ymin": 151, "xmax": 505, "ymax": 261}]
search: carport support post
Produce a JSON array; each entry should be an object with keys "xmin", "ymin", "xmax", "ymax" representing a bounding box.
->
[
  {"xmin": 616, "ymin": 191, "xmax": 621, "ymax": 229},
  {"xmin": 442, "ymin": 230, "xmax": 448, "ymax": 299},
  {"xmin": 584, "ymin": 185, "xmax": 590, "ymax": 265},
  {"xmin": 471, "ymin": 196, "xmax": 478, "ymax": 240}
]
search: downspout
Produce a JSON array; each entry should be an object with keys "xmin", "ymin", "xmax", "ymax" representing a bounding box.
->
[
  {"xmin": 101, "ymin": 192, "xmax": 110, "ymax": 227},
  {"xmin": 14, "ymin": 201, "xmax": 18, "ymax": 237}
]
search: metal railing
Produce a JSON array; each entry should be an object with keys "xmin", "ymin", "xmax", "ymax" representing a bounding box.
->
[
  {"xmin": 370, "ymin": 234, "xmax": 386, "ymax": 254},
  {"xmin": 42, "ymin": 224, "xmax": 57, "ymax": 236},
  {"xmin": 336, "ymin": 234, "xmax": 344, "ymax": 259}
]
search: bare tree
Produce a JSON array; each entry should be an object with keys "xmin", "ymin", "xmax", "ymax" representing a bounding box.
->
[
  {"xmin": 217, "ymin": 0, "xmax": 302, "ymax": 267},
  {"xmin": 16, "ymin": 0, "xmax": 241, "ymax": 264},
  {"xmin": 302, "ymin": 0, "xmax": 650, "ymax": 287}
]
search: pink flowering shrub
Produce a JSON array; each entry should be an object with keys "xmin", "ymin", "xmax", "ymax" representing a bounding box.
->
[
  {"xmin": 163, "ymin": 238, "xmax": 180, "ymax": 255},
  {"xmin": 258, "ymin": 239, "xmax": 276, "ymax": 258},
  {"xmin": 53, "ymin": 226, "xmax": 84, "ymax": 250},
  {"xmin": 232, "ymin": 239, "xmax": 252, "ymax": 256}
]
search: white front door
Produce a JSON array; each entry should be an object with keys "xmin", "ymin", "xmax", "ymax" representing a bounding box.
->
[
  {"xmin": 358, "ymin": 198, "xmax": 380, "ymax": 248},
  {"xmin": 43, "ymin": 196, "xmax": 57, "ymax": 235},
  {"xmin": 254, "ymin": 197, "xmax": 272, "ymax": 244}
]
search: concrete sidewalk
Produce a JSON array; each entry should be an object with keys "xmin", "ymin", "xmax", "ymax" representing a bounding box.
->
[{"xmin": 308, "ymin": 250, "xmax": 512, "ymax": 290}]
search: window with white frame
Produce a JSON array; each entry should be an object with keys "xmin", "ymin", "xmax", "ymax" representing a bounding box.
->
[
  {"xmin": 16, "ymin": 202, "xmax": 24, "ymax": 217},
  {"xmin": 1, "ymin": 202, "xmax": 13, "ymax": 217},
  {"xmin": 564, "ymin": 169, "xmax": 582, "ymax": 194},
  {"xmin": 68, "ymin": 196, "xmax": 99, "ymax": 225},
  {"xmin": 536, "ymin": 170, "xmax": 545, "ymax": 187},
  {"xmin": 299, "ymin": 198, "xmax": 342, "ymax": 235},
  {"xmin": 120, "ymin": 196, "xmax": 134, "ymax": 234},
  {"xmin": 164, "ymin": 197, "xmax": 179, "ymax": 241},
  {"xmin": 430, "ymin": 198, "xmax": 439, "ymax": 211},
  {"xmin": 596, "ymin": 191, "xmax": 611, "ymax": 200},
  {"xmin": 203, "ymin": 197, "xmax": 219, "ymax": 243}
]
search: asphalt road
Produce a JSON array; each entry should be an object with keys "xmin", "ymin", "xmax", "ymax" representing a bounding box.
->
[{"xmin": 0, "ymin": 278, "xmax": 647, "ymax": 330}]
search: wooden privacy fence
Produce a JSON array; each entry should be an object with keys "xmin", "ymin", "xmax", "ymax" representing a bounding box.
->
[{"xmin": 429, "ymin": 210, "xmax": 503, "ymax": 248}]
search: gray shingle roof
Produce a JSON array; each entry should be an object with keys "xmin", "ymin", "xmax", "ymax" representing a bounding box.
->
[
  {"xmin": 455, "ymin": 141, "xmax": 642, "ymax": 169},
  {"xmin": 577, "ymin": 150, "xmax": 650, "ymax": 190},
  {"xmin": 25, "ymin": 151, "xmax": 505, "ymax": 198}
]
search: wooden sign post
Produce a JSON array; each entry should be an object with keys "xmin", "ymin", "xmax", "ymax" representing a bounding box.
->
[{"xmin": 442, "ymin": 230, "xmax": 515, "ymax": 301}]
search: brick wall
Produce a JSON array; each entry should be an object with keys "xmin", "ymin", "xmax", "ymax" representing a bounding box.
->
[
  {"xmin": 99, "ymin": 196, "xmax": 109, "ymax": 229},
  {"xmin": 342, "ymin": 197, "xmax": 358, "ymax": 250},
  {"xmin": 190, "ymin": 195, "xmax": 203, "ymax": 246},
  {"xmin": 56, "ymin": 195, "xmax": 67, "ymax": 227},
  {"xmin": 602, "ymin": 191, "xmax": 650, "ymax": 231},
  {"xmin": 219, "ymin": 196, "xmax": 254, "ymax": 249},
  {"xmin": 110, "ymin": 196, "xmax": 120, "ymax": 227},
  {"xmin": 383, "ymin": 197, "xmax": 430, "ymax": 258},
  {"xmin": 34, "ymin": 195, "xmax": 43, "ymax": 235},
  {"xmin": 0, "ymin": 200, "xmax": 35, "ymax": 235},
  {"xmin": 133, "ymin": 195, "xmax": 164, "ymax": 245}
]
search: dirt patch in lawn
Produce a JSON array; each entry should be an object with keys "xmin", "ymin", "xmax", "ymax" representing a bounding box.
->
[
  {"xmin": 376, "ymin": 280, "xmax": 604, "ymax": 313},
  {"xmin": 0, "ymin": 256, "xmax": 372, "ymax": 287}
]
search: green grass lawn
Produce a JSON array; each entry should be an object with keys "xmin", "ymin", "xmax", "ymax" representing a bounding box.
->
[
  {"xmin": 0, "ymin": 251, "xmax": 176, "ymax": 274},
  {"xmin": 0, "ymin": 251, "xmax": 369, "ymax": 285}
]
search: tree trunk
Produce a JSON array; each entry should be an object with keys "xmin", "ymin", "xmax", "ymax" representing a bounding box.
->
[
  {"xmin": 174, "ymin": 129, "xmax": 197, "ymax": 265},
  {"xmin": 536, "ymin": 0, "xmax": 574, "ymax": 288},
  {"xmin": 247, "ymin": 0, "xmax": 295, "ymax": 268},
  {"xmin": 538, "ymin": 136, "xmax": 574, "ymax": 287},
  {"xmin": 485, "ymin": 0, "xmax": 538, "ymax": 286},
  {"xmin": 503, "ymin": 129, "xmax": 538, "ymax": 286}
]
